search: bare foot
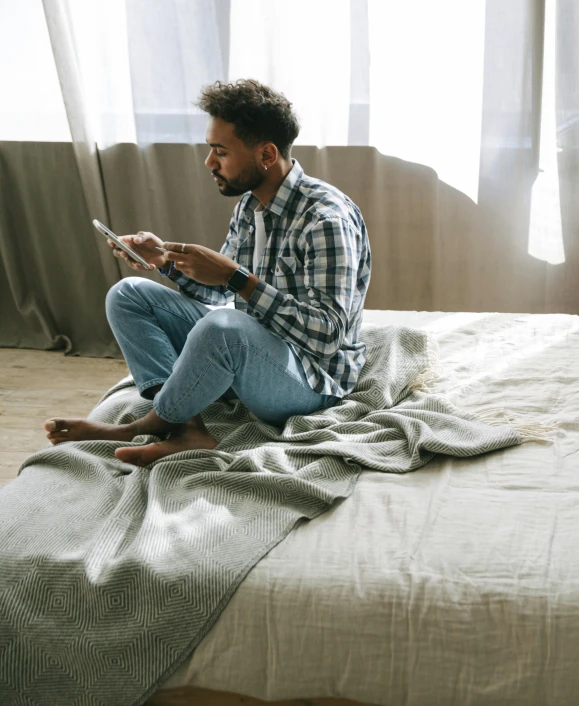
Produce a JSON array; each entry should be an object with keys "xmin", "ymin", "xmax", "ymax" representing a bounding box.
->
[
  {"xmin": 44, "ymin": 418, "xmax": 136, "ymax": 445},
  {"xmin": 114, "ymin": 424, "xmax": 217, "ymax": 467}
]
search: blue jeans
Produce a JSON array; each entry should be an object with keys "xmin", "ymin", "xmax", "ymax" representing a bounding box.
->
[{"xmin": 105, "ymin": 278, "xmax": 339, "ymax": 426}]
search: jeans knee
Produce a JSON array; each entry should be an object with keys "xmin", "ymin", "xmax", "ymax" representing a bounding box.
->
[
  {"xmin": 105, "ymin": 276, "xmax": 157, "ymax": 320},
  {"xmin": 105, "ymin": 277, "xmax": 132, "ymax": 318},
  {"xmin": 191, "ymin": 307, "xmax": 247, "ymax": 346}
]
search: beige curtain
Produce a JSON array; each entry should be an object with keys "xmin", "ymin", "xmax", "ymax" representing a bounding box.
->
[{"xmin": 1, "ymin": 0, "xmax": 577, "ymax": 357}]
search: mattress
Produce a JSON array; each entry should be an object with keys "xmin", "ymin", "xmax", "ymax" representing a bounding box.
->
[{"xmin": 158, "ymin": 310, "xmax": 579, "ymax": 706}]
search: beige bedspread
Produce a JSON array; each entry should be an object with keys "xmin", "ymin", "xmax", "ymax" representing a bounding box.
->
[{"xmin": 160, "ymin": 310, "xmax": 579, "ymax": 706}]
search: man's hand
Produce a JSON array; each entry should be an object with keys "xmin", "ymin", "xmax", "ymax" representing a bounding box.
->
[
  {"xmin": 107, "ymin": 231, "xmax": 169, "ymax": 271},
  {"xmin": 162, "ymin": 242, "xmax": 238, "ymax": 285}
]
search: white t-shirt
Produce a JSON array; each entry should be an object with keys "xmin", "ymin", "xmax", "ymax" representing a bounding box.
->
[{"xmin": 252, "ymin": 204, "xmax": 267, "ymax": 273}]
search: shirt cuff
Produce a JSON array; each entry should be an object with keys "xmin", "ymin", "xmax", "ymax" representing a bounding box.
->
[
  {"xmin": 158, "ymin": 265, "xmax": 188, "ymax": 285},
  {"xmin": 246, "ymin": 280, "xmax": 285, "ymax": 322},
  {"xmin": 158, "ymin": 261, "xmax": 176, "ymax": 277}
]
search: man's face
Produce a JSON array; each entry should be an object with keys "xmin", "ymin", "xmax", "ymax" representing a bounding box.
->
[{"xmin": 205, "ymin": 117, "xmax": 265, "ymax": 197}]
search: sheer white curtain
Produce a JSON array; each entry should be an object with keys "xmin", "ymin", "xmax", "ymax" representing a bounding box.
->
[
  {"xmin": 31, "ymin": 0, "xmax": 488, "ymax": 197},
  {"xmin": 368, "ymin": 0, "xmax": 486, "ymax": 204},
  {"xmin": 0, "ymin": 2, "xmax": 549, "ymax": 182},
  {"xmin": 528, "ymin": 0, "xmax": 564, "ymax": 265},
  {"xmin": 41, "ymin": 0, "xmax": 227, "ymax": 147},
  {"xmin": 14, "ymin": 0, "xmax": 485, "ymax": 181},
  {"xmin": 228, "ymin": 0, "xmax": 351, "ymax": 147},
  {"xmin": 1, "ymin": 0, "xmax": 574, "ymax": 277}
]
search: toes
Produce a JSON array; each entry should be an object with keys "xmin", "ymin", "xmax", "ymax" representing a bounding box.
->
[
  {"xmin": 47, "ymin": 432, "xmax": 68, "ymax": 445},
  {"xmin": 46, "ymin": 430, "xmax": 67, "ymax": 439},
  {"xmin": 44, "ymin": 418, "xmax": 68, "ymax": 432}
]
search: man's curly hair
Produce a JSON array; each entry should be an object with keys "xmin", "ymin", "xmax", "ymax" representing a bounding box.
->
[{"xmin": 196, "ymin": 79, "xmax": 300, "ymax": 160}]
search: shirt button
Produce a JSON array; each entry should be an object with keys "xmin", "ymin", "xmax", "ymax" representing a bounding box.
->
[
  {"xmin": 308, "ymin": 289, "xmax": 315, "ymax": 297},
  {"xmin": 254, "ymin": 311, "xmax": 261, "ymax": 318}
]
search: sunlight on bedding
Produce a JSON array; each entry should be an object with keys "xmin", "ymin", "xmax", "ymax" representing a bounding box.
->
[
  {"xmin": 445, "ymin": 318, "xmax": 577, "ymax": 399},
  {"xmin": 422, "ymin": 312, "xmax": 491, "ymax": 334}
]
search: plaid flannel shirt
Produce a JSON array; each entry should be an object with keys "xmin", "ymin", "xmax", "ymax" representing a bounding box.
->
[{"xmin": 162, "ymin": 159, "xmax": 372, "ymax": 397}]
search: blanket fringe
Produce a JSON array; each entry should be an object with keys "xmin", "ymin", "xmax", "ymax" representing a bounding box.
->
[
  {"xmin": 407, "ymin": 335, "xmax": 559, "ymax": 445},
  {"xmin": 408, "ymin": 335, "xmax": 444, "ymax": 394},
  {"xmin": 470, "ymin": 409, "xmax": 560, "ymax": 443}
]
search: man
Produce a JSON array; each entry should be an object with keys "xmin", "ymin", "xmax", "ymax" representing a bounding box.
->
[{"xmin": 44, "ymin": 79, "xmax": 372, "ymax": 466}]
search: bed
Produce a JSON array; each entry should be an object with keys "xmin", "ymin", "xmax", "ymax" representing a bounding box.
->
[
  {"xmin": 148, "ymin": 309, "xmax": 579, "ymax": 706},
  {"xmin": 1, "ymin": 309, "xmax": 578, "ymax": 706}
]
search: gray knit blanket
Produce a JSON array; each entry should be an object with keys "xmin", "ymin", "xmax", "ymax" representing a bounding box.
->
[{"xmin": 0, "ymin": 325, "xmax": 523, "ymax": 706}]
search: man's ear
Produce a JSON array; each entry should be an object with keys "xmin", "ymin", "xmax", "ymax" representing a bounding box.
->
[{"xmin": 261, "ymin": 142, "xmax": 278, "ymax": 166}]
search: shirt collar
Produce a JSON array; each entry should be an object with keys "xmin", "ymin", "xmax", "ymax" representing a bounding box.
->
[{"xmin": 244, "ymin": 158, "xmax": 303, "ymax": 220}]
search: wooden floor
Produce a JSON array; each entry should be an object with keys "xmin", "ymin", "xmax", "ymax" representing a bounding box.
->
[{"xmin": 0, "ymin": 348, "xmax": 128, "ymax": 489}]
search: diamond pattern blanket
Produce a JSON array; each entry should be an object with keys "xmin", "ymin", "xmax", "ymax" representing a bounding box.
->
[{"xmin": 0, "ymin": 325, "xmax": 523, "ymax": 705}]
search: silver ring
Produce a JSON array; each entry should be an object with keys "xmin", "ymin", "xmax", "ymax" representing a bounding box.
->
[{"xmin": 181, "ymin": 243, "xmax": 186, "ymax": 253}]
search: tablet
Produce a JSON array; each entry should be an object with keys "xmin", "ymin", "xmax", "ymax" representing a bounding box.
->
[{"xmin": 92, "ymin": 219, "xmax": 153, "ymax": 269}]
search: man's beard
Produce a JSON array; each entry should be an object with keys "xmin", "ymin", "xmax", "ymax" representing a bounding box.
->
[{"xmin": 213, "ymin": 162, "xmax": 265, "ymax": 197}]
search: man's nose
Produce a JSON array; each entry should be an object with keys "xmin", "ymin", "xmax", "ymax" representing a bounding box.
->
[{"xmin": 205, "ymin": 152, "xmax": 216, "ymax": 169}]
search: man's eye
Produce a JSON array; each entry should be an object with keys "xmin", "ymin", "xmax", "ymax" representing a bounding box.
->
[{"xmin": 216, "ymin": 152, "xmax": 226, "ymax": 157}]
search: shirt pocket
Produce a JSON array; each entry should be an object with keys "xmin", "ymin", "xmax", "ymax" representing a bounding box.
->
[{"xmin": 271, "ymin": 254, "xmax": 298, "ymax": 278}]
